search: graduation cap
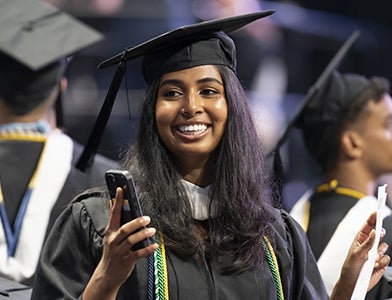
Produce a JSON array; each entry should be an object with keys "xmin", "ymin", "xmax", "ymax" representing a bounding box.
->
[
  {"xmin": 268, "ymin": 30, "xmax": 361, "ymax": 203},
  {"xmin": 75, "ymin": 10, "xmax": 275, "ymax": 171},
  {"xmin": 0, "ymin": 0, "xmax": 103, "ymax": 71},
  {"xmin": 298, "ymin": 71, "xmax": 371, "ymax": 164},
  {"xmin": 0, "ymin": 0, "xmax": 103, "ymax": 126}
]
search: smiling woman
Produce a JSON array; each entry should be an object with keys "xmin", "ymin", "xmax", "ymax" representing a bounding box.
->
[{"xmin": 31, "ymin": 11, "xmax": 390, "ymax": 300}]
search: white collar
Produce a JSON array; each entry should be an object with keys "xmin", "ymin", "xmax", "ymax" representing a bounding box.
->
[
  {"xmin": 180, "ymin": 179, "xmax": 213, "ymax": 220},
  {"xmin": 0, "ymin": 120, "xmax": 52, "ymax": 134}
]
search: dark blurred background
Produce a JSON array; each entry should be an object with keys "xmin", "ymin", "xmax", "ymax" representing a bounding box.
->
[{"xmin": 45, "ymin": 0, "xmax": 392, "ymax": 208}]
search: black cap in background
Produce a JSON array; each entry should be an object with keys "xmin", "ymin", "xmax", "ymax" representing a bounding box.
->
[
  {"xmin": 297, "ymin": 71, "xmax": 370, "ymax": 160},
  {"xmin": 267, "ymin": 30, "xmax": 360, "ymax": 204},
  {"xmin": 271, "ymin": 30, "xmax": 361, "ymax": 154}
]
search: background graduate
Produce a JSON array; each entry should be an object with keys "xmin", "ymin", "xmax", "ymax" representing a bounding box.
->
[{"xmin": 0, "ymin": 0, "xmax": 118, "ymax": 284}]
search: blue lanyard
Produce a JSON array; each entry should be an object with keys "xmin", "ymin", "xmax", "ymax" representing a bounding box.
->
[{"xmin": 0, "ymin": 188, "xmax": 32, "ymax": 257}]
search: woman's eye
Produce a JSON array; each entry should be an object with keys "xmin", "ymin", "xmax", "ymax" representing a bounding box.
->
[
  {"xmin": 200, "ymin": 88, "xmax": 217, "ymax": 96},
  {"xmin": 163, "ymin": 90, "xmax": 181, "ymax": 97}
]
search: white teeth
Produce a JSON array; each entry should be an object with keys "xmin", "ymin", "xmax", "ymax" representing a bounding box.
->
[{"xmin": 178, "ymin": 124, "xmax": 207, "ymax": 134}]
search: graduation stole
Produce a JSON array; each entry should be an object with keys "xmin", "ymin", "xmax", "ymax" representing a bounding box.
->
[
  {"xmin": 0, "ymin": 127, "xmax": 73, "ymax": 282},
  {"xmin": 0, "ymin": 131, "xmax": 47, "ymax": 256},
  {"xmin": 292, "ymin": 179, "xmax": 372, "ymax": 295},
  {"xmin": 146, "ymin": 235, "xmax": 284, "ymax": 300},
  {"xmin": 295, "ymin": 179, "xmax": 366, "ymax": 231}
]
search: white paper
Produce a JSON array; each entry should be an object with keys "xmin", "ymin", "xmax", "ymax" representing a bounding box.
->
[{"xmin": 351, "ymin": 184, "xmax": 387, "ymax": 300}]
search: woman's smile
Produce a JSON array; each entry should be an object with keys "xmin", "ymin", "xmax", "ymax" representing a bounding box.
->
[{"xmin": 177, "ymin": 123, "xmax": 208, "ymax": 135}]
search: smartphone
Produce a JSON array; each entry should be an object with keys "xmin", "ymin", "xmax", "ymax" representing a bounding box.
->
[{"xmin": 105, "ymin": 169, "xmax": 151, "ymax": 250}]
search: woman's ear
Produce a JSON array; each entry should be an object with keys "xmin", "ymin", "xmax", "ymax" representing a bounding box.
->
[{"xmin": 341, "ymin": 130, "xmax": 363, "ymax": 158}]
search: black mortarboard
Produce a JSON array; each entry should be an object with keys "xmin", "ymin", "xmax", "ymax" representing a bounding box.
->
[
  {"xmin": 268, "ymin": 30, "xmax": 360, "ymax": 204},
  {"xmin": 76, "ymin": 10, "xmax": 275, "ymax": 171},
  {"xmin": 0, "ymin": 0, "xmax": 103, "ymax": 71},
  {"xmin": 272, "ymin": 30, "xmax": 361, "ymax": 154},
  {"xmin": 298, "ymin": 71, "xmax": 370, "ymax": 160}
]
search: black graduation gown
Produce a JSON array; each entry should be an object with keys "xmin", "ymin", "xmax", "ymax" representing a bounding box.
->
[
  {"xmin": 0, "ymin": 138, "xmax": 118, "ymax": 285},
  {"xmin": 31, "ymin": 192, "xmax": 329, "ymax": 300},
  {"xmin": 307, "ymin": 192, "xmax": 358, "ymax": 260},
  {"xmin": 47, "ymin": 142, "xmax": 120, "ymax": 235}
]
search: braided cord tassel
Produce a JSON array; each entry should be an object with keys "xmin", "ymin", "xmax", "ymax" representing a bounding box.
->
[
  {"xmin": 262, "ymin": 236, "xmax": 284, "ymax": 300},
  {"xmin": 153, "ymin": 235, "xmax": 169, "ymax": 300},
  {"xmin": 160, "ymin": 237, "xmax": 169, "ymax": 300},
  {"xmin": 147, "ymin": 253, "xmax": 154, "ymax": 300}
]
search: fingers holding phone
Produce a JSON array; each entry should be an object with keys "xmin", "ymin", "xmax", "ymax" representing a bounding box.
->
[
  {"xmin": 105, "ymin": 169, "xmax": 155, "ymax": 251},
  {"xmin": 88, "ymin": 185, "xmax": 158, "ymax": 297},
  {"xmin": 108, "ymin": 187, "xmax": 157, "ymax": 254},
  {"xmin": 108, "ymin": 186, "xmax": 123, "ymax": 228}
]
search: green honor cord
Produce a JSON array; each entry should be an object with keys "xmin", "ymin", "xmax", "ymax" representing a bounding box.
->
[
  {"xmin": 153, "ymin": 235, "xmax": 169, "ymax": 300},
  {"xmin": 261, "ymin": 236, "xmax": 284, "ymax": 300},
  {"xmin": 147, "ymin": 235, "xmax": 284, "ymax": 300}
]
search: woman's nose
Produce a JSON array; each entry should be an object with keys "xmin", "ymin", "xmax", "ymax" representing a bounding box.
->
[{"xmin": 180, "ymin": 93, "xmax": 203, "ymax": 117}]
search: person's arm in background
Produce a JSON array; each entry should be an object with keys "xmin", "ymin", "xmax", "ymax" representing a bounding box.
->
[{"xmin": 330, "ymin": 211, "xmax": 390, "ymax": 300}]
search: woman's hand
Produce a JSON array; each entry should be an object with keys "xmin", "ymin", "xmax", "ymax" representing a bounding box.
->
[
  {"xmin": 330, "ymin": 211, "xmax": 390, "ymax": 300},
  {"xmin": 83, "ymin": 187, "xmax": 159, "ymax": 300}
]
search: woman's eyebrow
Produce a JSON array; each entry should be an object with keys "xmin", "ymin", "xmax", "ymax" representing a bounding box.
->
[
  {"xmin": 197, "ymin": 77, "xmax": 223, "ymax": 86},
  {"xmin": 159, "ymin": 79, "xmax": 183, "ymax": 88},
  {"xmin": 159, "ymin": 77, "xmax": 223, "ymax": 88}
]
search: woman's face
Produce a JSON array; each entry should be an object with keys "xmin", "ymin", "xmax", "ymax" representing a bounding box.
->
[{"xmin": 155, "ymin": 65, "xmax": 228, "ymax": 165}]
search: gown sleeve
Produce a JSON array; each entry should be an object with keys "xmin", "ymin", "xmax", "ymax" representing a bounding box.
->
[
  {"xmin": 31, "ymin": 193, "xmax": 107, "ymax": 300},
  {"xmin": 274, "ymin": 209, "xmax": 329, "ymax": 300}
]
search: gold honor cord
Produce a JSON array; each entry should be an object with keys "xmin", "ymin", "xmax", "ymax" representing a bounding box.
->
[
  {"xmin": 262, "ymin": 236, "xmax": 284, "ymax": 300},
  {"xmin": 148, "ymin": 235, "xmax": 283, "ymax": 300}
]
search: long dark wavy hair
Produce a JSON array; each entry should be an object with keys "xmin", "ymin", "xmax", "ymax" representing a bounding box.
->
[{"xmin": 121, "ymin": 65, "xmax": 276, "ymax": 273}]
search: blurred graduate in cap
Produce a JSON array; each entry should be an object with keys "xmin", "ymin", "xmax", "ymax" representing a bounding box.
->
[
  {"xmin": 32, "ymin": 11, "xmax": 390, "ymax": 300},
  {"xmin": 280, "ymin": 35, "xmax": 392, "ymax": 298},
  {"xmin": 0, "ymin": 0, "xmax": 118, "ymax": 285}
]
